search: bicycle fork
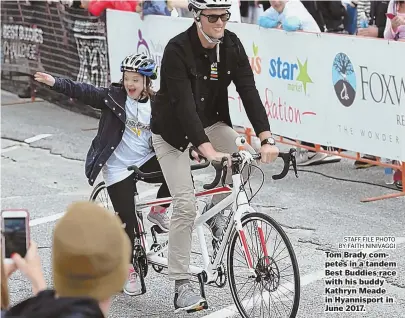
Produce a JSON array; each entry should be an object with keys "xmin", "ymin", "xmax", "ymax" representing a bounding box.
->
[{"xmin": 234, "ymin": 184, "xmax": 271, "ymax": 276}]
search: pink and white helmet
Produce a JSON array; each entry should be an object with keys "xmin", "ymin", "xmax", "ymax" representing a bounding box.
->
[{"xmin": 188, "ymin": 0, "xmax": 232, "ymax": 11}]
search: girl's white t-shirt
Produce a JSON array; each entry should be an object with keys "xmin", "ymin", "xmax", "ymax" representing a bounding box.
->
[{"xmin": 102, "ymin": 96, "xmax": 155, "ymax": 187}]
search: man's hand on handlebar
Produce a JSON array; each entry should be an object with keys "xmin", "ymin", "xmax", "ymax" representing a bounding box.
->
[
  {"xmin": 197, "ymin": 142, "xmax": 232, "ymax": 167},
  {"xmin": 207, "ymin": 151, "xmax": 232, "ymax": 167},
  {"xmin": 260, "ymin": 144, "xmax": 279, "ymax": 164}
]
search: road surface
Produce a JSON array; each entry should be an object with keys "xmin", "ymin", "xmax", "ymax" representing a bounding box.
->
[{"xmin": 1, "ymin": 90, "xmax": 404, "ymax": 318}]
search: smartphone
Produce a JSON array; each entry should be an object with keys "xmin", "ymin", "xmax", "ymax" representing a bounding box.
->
[
  {"xmin": 386, "ymin": 13, "xmax": 396, "ymax": 20},
  {"xmin": 1, "ymin": 209, "xmax": 30, "ymax": 264}
]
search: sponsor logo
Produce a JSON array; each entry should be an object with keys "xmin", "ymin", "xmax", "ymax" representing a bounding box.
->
[
  {"xmin": 269, "ymin": 57, "xmax": 313, "ymax": 94},
  {"xmin": 332, "ymin": 53, "xmax": 356, "ymax": 107}
]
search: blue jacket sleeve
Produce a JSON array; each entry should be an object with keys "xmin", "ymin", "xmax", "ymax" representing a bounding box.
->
[
  {"xmin": 258, "ymin": 7, "xmax": 279, "ymax": 28},
  {"xmin": 51, "ymin": 78, "xmax": 108, "ymax": 110},
  {"xmin": 143, "ymin": 1, "xmax": 170, "ymax": 16}
]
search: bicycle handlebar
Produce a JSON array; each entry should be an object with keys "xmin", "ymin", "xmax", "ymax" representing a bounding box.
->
[{"xmin": 202, "ymin": 148, "xmax": 298, "ymax": 190}]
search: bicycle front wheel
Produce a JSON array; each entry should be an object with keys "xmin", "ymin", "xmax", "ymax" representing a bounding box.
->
[{"xmin": 227, "ymin": 212, "xmax": 300, "ymax": 318}]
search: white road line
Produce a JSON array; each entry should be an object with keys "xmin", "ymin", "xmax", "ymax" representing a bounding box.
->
[
  {"xmin": 1, "ymin": 144, "xmax": 25, "ymax": 153},
  {"xmin": 202, "ymin": 237, "xmax": 405, "ymax": 318},
  {"xmin": 24, "ymin": 134, "xmax": 52, "ymax": 144},
  {"xmin": 29, "ymin": 212, "xmax": 65, "ymax": 226}
]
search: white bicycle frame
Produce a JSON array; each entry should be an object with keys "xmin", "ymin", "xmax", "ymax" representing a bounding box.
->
[{"xmin": 136, "ymin": 151, "xmax": 265, "ymax": 283}]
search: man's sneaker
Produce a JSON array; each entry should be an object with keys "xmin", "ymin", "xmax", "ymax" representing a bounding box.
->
[
  {"xmin": 203, "ymin": 203, "xmax": 228, "ymax": 240},
  {"xmin": 147, "ymin": 206, "xmax": 170, "ymax": 232},
  {"xmin": 354, "ymin": 155, "xmax": 377, "ymax": 169},
  {"xmin": 174, "ymin": 282, "xmax": 207, "ymax": 313},
  {"xmin": 123, "ymin": 267, "xmax": 142, "ymax": 296},
  {"xmin": 296, "ymin": 147, "xmax": 328, "ymax": 166}
]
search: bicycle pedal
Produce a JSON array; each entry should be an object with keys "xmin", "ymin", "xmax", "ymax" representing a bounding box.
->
[
  {"xmin": 174, "ymin": 301, "xmax": 208, "ymax": 314},
  {"xmin": 186, "ymin": 301, "xmax": 208, "ymax": 313},
  {"xmin": 151, "ymin": 224, "xmax": 167, "ymax": 235}
]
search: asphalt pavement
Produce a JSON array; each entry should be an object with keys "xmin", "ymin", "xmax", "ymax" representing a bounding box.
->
[{"xmin": 1, "ymin": 90, "xmax": 404, "ymax": 318}]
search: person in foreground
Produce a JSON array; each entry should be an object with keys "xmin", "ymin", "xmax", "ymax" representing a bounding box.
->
[
  {"xmin": 150, "ymin": 0, "xmax": 280, "ymax": 311},
  {"xmin": 34, "ymin": 53, "xmax": 171, "ymax": 295},
  {"xmin": 2, "ymin": 201, "xmax": 131, "ymax": 317}
]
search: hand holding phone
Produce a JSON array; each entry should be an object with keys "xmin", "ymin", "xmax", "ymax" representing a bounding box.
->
[
  {"xmin": 1, "ymin": 209, "xmax": 30, "ymax": 264},
  {"xmin": 386, "ymin": 13, "xmax": 396, "ymax": 20}
]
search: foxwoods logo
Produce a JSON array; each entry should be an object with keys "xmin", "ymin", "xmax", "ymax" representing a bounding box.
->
[{"xmin": 332, "ymin": 53, "xmax": 357, "ymax": 107}]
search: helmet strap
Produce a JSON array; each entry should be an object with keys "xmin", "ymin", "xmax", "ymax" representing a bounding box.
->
[{"xmin": 193, "ymin": 10, "xmax": 222, "ymax": 62}]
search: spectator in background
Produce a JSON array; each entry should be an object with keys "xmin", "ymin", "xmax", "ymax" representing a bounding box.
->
[
  {"xmin": 141, "ymin": 0, "xmax": 174, "ymax": 16},
  {"xmin": 170, "ymin": 0, "xmax": 194, "ymax": 17},
  {"xmin": 81, "ymin": 0, "xmax": 138, "ymax": 16},
  {"xmin": 317, "ymin": 1, "xmax": 348, "ymax": 33},
  {"xmin": 1, "ymin": 241, "xmax": 47, "ymax": 313},
  {"xmin": 240, "ymin": 1, "xmax": 264, "ymax": 24},
  {"xmin": 301, "ymin": 0, "xmax": 326, "ymax": 31},
  {"xmin": 3, "ymin": 202, "xmax": 131, "ymax": 317},
  {"xmin": 258, "ymin": 0, "xmax": 321, "ymax": 32},
  {"xmin": 384, "ymin": 0, "xmax": 405, "ymax": 40},
  {"xmin": 343, "ymin": 0, "xmax": 359, "ymax": 34},
  {"xmin": 356, "ymin": 0, "xmax": 371, "ymax": 29},
  {"xmin": 357, "ymin": 0, "xmax": 389, "ymax": 37}
]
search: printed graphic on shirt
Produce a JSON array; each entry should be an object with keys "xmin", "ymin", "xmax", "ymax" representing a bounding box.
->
[
  {"xmin": 210, "ymin": 62, "xmax": 218, "ymax": 81},
  {"xmin": 126, "ymin": 117, "xmax": 150, "ymax": 137}
]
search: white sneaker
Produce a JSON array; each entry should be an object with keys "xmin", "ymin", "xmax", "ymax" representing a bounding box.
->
[
  {"xmin": 123, "ymin": 267, "xmax": 142, "ymax": 296},
  {"xmin": 147, "ymin": 207, "xmax": 170, "ymax": 232},
  {"xmin": 174, "ymin": 282, "xmax": 207, "ymax": 312},
  {"xmin": 296, "ymin": 147, "xmax": 328, "ymax": 166}
]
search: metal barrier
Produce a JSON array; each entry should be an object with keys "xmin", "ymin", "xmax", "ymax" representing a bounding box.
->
[
  {"xmin": 236, "ymin": 128, "xmax": 405, "ymax": 203},
  {"xmin": 1, "ymin": 0, "xmax": 107, "ymax": 117}
]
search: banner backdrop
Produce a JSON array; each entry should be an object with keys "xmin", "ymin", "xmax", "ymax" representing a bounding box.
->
[
  {"xmin": 106, "ymin": 10, "xmax": 405, "ymax": 161},
  {"xmin": 1, "ymin": 0, "xmax": 108, "ymax": 89}
]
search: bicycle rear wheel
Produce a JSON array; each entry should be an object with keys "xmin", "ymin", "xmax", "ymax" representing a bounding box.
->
[
  {"xmin": 227, "ymin": 212, "xmax": 300, "ymax": 318},
  {"xmin": 89, "ymin": 181, "xmax": 116, "ymax": 212}
]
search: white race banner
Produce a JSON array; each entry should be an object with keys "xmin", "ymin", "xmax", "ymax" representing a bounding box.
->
[{"xmin": 106, "ymin": 10, "xmax": 405, "ymax": 161}]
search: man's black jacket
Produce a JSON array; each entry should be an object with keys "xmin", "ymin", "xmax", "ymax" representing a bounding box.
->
[{"xmin": 151, "ymin": 23, "xmax": 270, "ymax": 152}]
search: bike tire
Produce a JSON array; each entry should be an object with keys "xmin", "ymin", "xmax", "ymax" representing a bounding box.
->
[
  {"xmin": 89, "ymin": 181, "xmax": 106, "ymax": 201},
  {"xmin": 89, "ymin": 181, "xmax": 149, "ymax": 279},
  {"xmin": 227, "ymin": 212, "xmax": 300, "ymax": 318}
]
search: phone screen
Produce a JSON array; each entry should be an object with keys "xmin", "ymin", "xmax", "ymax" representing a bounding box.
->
[{"xmin": 3, "ymin": 217, "xmax": 27, "ymax": 258}]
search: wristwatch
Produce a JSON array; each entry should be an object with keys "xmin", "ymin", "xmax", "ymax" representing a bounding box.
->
[{"xmin": 261, "ymin": 137, "xmax": 276, "ymax": 147}]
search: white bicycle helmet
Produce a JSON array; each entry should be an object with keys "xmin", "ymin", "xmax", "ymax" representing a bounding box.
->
[
  {"xmin": 120, "ymin": 53, "xmax": 157, "ymax": 80},
  {"xmin": 188, "ymin": 0, "xmax": 232, "ymax": 61},
  {"xmin": 188, "ymin": 0, "xmax": 232, "ymax": 11}
]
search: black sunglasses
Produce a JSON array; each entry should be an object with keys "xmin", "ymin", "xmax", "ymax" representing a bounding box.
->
[{"xmin": 200, "ymin": 12, "xmax": 231, "ymax": 23}]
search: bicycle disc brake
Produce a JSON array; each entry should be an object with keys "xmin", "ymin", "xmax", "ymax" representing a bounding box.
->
[{"xmin": 256, "ymin": 256, "xmax": 280, "ymax": 292}]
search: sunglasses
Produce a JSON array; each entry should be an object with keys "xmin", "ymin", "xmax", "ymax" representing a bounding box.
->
[{"xmin": 200, "ymin": 12, "xmax": 231, "ymax": 23}]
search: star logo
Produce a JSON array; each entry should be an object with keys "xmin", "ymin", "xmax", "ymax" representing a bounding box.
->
[{"xmin": 295, "ymin": 58, "xmax": 313, "ymax": 95}]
